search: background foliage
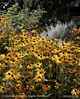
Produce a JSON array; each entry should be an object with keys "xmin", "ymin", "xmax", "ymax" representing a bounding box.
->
[{"xmin": 0, "ymin": 0, "xmax": 80, "ymax": 24}]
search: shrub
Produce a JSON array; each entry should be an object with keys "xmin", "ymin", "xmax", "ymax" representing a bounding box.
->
[{"xmin": 6, "ymin": 3, "xmax": 46, "ymax": 32}]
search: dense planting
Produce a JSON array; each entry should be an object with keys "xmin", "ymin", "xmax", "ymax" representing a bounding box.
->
[{"xmin": 0, "ymin": 11, "xmax": 80, "ymax": 99}]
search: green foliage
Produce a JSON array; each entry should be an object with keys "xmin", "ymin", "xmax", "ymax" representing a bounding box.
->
[
  {"xmin": 7, "ymin": 3, "xmax": 20, "ymax": 15},
  {"xmin": 5, "ymin": 3, "xmax": 46, "ymax": 32}
]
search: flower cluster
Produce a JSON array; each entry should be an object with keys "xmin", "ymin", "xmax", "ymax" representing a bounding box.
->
[{"xmin": 0, "ymin": 15, "xmax": 80, "ymax": 98}]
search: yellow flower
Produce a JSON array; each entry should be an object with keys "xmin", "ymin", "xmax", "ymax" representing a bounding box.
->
[
  {"xmin": 15, "ymin": 72, "xmax": 23, "ymax": 80},
  {"xmin": 40, "ymin": 83, "xmax": 51, "ymax": 91},
  {"xmin": 76, "ymin": 89, "xmax": 80, "ymax": 96},
  {"xmin": 0, "ymin": 86, "xmax": 7, "ymax": 93},
  {"xmin": 78, "ymin": 61, "xmax": 80, "ymax": 66},
  {"xmin": 5, "ymin": 73, "xmax": 15, "ymax": 80},
  {"xmin": 34, "ymin": 53, "xmax": 45, "ymax": 60},
  {"xmin": 54, "ymin": 82, "xmax": 61, "ymax": 89},
  {"xmin": 33, "ymin": 74, "xmax": 44, "ymax": 82},
  {"xmin": 52, "ymin": 48, "xmax": 60, "ymax": 54},
  {"xmin": 0, "ymin": 54, "xmax": 5, "ymax": 60},
  {"xmin": 56, "ymin": 59, "xmax": 62, "ymax": 64},
  {"xmin": 71, "ymin": 89, "xmax": 78, "ymax": 96},
  {"xmin": 5, "ymin": 70, "xmax": 15, "ymax": 80},
  {"xmin": 34, "ymin": 62, "xmax": 42, "ymax": 68},
  {"xmin": 77, "ymin": 29, "xmax": 80, "ymax": 33},
  {"xmin": 15, "ymin": 83, "xmax": 23, "ymax": 93},
  {"xmin": 18, "ymin": 93, "xmax": 26, "ymax": 99},
  {"xmin": 26, "ymin": 84, "xmax": 34, "ymax": 91},
  {"xmin": 27, "ymin": 70, "xmax": 34, "ymax": 75},
  {"xmin": 16, "ymin": 80, "xmax": 22, "ymax": 84},
  {"xmin": 14, "ymin": 39, "xmax": 21, "ymax": 45},
  {"xmin": 5, "ymin": 69, "xmax": 16, "ymax": 80},
  {"xmin": 36, "ymin": 68, "xmax": 45, "ymax": 75},
  {"xmin": 21, "ymin": 29, "xmax": 27, "ymax": 33},
  {"xmin": 0, "ymin": 63, "xmax": 5, "ymax": 67},
  {"xmin": 69, "ymin": 30, "xmax": 74, "ymax": 33},
  {"xmin": 19, "ymin": 64, "xmax": 24, "ymax": 69},
  {"xmin": 77, "ymin": 36, "xmax": 80, "ymax": 40},
  {"xmin": 69, "ymin": 69, "xmax": 78, "ymax": 73},
  {"xmin": 31, "ymin": 29, "xmax": 37, "ymax": 33},
  {"xmin": 73, "ymin": 79, "xmax": 78, "ymax": 84},
  {"xmin": 73, "ymin": 28, "xmax": 78, "ymax": 31},
  {"xmin": 27, "ymin": 64, "xmax": 33, "ymax": 69},
  {"xmin": 52, "ymin": 55, "xmax": 60, "ymax": 61}
]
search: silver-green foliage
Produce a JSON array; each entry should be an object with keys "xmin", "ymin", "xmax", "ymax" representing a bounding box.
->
[{"xmin": 40, "ymin": 21, "xmax": 68, "ymax": 39}]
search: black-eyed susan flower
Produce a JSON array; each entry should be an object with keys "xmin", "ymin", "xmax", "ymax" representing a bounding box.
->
[
  {"xmin": 78, "ymin": 61, "xmax": 80, "ymax": 66},
  {"xmin": 73, "ymin": 79, "xmax": 78, "ymax": 84},
  {"xmin": 71, "ymin": 89, "xmax": 79, "ymax": 96},
  {"xmin": 34, "ymin": 53, "xmax": 45, "ymax": 60},
  {"xmin": 0, "ymin": 54, "xmax": 5, "ymax": 60},
  {"xmin": 56, "ymin": 59, "xmax": 62, "ymax": 64},
  {"xmin": 34, "ymin": 62, "xmax": 42, "ymax": 68},
  {"xmin": 16, "ymin": 80, "xmax": 22, "ymax": 84},
  {"xmin": 69, "ymin": 69, "xmax": 78, "ymax": 73},
  {"xmin": 54, "ymin": 82, "xmax": 61, "ymax": 89},
  {"xmin": 27, "ymin": 70, "xmax": 34, "ymax": 76},
  {"xmin": 33, "ymin": 74, "xmax": 44, "ymax": 82},
  {"xmin": 15, "ymin": 72, "xmax": 23, "ymax": 80},
  {"xmin": 73, "ymin": 28, "xmax": 78, "ymax": 32},
  {"xmin": 31, "ymin": 29, "xmax": 37, "ymax": 33},
  {"xmin": 15, "ymin": 83, "xmax": 23, "ymax": 93},
  {"xmin": 27, "ymin": 64, "xmax": 33, "ymax": 69},
  {"xmin": 40, "ymin": 83, "xmax": 51, "ymax": 91},
  {"xmin": 26, "ymin": 84, "xmax": 34, "ymax": 91},
  {"xmin": 0, "ymin": 86, "xmax": 7, "ymax": 93},
  {"xmin": 5, "ymin": 70, "xmax": 15, "ymax": 80},
  {"xmin": 19, "ymin": 92, "xmax": 26, "ymax": 99},
  {"xmin": 36, "ymin": 68, "xmax": 45, "ymax": 76}
]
